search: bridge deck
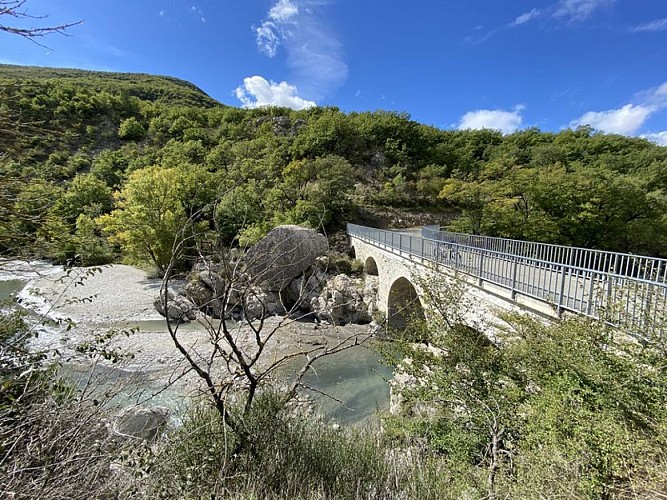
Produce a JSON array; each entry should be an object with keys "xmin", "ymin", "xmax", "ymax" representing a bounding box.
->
[{"xmin": 348, "ymin": 224, "xmax": 667, "ymax": 335}]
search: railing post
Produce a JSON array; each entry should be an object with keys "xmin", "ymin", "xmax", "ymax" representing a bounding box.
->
[
  {"xmin": 478, "ymin": 250, "xmax": 485, "ymax": 286},
  {"xmin": 511, "ymin": 255, "xmax": 518, "ymax": 300},
  {"xmin": 421, "ymin": 237, "xmax": 425, "ymax": 261},
  {"xmin": 557, "ymin": 266, "xmax": 566, "ymax": 315},
  {"xmin": 586, "ymin": 271, "xmax": 596, "ymax": 316}
]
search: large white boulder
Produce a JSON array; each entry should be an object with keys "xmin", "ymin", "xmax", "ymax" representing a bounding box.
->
[{"xmin": 246, "ymin": 225, "xmax": 328, "ymax": 291}]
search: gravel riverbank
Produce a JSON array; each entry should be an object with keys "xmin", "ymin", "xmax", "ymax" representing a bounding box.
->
[
  {"xmin": 10, "ymin": 262, "xmax": 372, "ymax": 382},
  {"xmin": 2, "ymin": 261, "xmax": 390, "ymax": 424}
]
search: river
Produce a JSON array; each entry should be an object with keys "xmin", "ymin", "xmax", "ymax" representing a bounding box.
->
[{"xmin": 0, "ymin": 265, "xmax": 392, "ymax": 426}]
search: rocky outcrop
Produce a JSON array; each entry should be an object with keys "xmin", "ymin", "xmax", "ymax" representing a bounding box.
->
[
  {"xmin": 310, "ymin": 274, "xmax": 374, "ymax": 325},
  {"xmin": 240, "ymin": 288, "xmax": 286, "ymax": 321},
  {"xmin": 246, "ymin": 225, "xmax": 328, "ymax": 291},
  {"xmin": 111, "ymin": 406, "xmax": 169, "ymax": 441},
  {"xmin": 154, "ymin": 290, "xmax": 197, "ymax": 322},
  {"xmin": 282, "ymin": 266, "xmax": 328, "ymax": 313},
  {"xmin": 152, "ymin": 227, "xmax": 382, "ymax": 326},
  {"xmin": 183, "ymin": 263, "xmax": 234, "ymax": 318}
]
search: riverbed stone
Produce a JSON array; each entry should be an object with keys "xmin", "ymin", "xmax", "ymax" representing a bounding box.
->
[
  {"xmin": 311, "ymin": 274, "xmax": 372, "ymax": 325},
  {"xmin": 246, "ymin": 225, "xmax": 328, "ymax": 291},
  {"xmin": 154, "ymin": 290, "xmax": 197, "ymax": 322},
  {"xmin": 111, "ymin": 406, "xmax": 169, "ymax": 441}
]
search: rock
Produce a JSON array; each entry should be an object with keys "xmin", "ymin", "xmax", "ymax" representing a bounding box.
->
[
  {"xmin": 111, "ymin": 406, "xmax": 169, "ymax": 441},
  {"xmin": 154, "ymin": 289, "xmax": 197, "ymax": 322},
  {"xmin": 184, "ymin": 277, "xmax": 218, "ymax": 315},
  {"xmin": 282, "ymin": 268, "xmax": 327, "ymax": 313},
  {"xmin": 241, "ymin": 288, "xmax": 285, "ymax": 321},
  {"xmin": 310, "ymin": 273, "xmax": 372, "ymax": 325},
  {"xmin": 246, "ymin": 225, "xmax": 328, "ymax": 291},
  {"xmin": 362, "ymin": 275, "xmax": 380, "ymax": 318}
]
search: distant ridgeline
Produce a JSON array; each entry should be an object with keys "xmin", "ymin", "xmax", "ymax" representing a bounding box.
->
[
  {"xmin": 1, "ymin": 63, "xmax": 666, "ymax": 267},
  {"xmin": 0, "ymin": 64, "xmax": 220, "ymax": 107}
]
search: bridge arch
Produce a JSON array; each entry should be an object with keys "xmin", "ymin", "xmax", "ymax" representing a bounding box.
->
[
  {"xmin": 387, "ymin": 277, "xmax": 425, "ymax": 331},
  {"xmin": 365, "ymin": 256, "xmax": 379, "ymax": 276}
]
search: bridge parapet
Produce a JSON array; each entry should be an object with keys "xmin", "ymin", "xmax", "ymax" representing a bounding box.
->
[{"xmin": 348, "ymin": 224, "xmax": 667, "ymax": 336}]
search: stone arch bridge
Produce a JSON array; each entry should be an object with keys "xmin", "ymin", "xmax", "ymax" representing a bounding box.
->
[{"xmin": 348, "ymin": 224, "xmax": 667, "ymax": 335}]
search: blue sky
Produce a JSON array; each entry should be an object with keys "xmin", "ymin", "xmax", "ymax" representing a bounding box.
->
[{"xmin": 1, "ymin": 0, "xmax": 666, "ymax": 144}]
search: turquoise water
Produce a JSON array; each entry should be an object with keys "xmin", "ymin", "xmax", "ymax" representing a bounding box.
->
[
  {"xmin": 292, "ymin": 344, "xmax": 391, "ymax": 425},
  {"xmin": 1, "ymin": 278, "xmax": 392, "ymax": 426}
]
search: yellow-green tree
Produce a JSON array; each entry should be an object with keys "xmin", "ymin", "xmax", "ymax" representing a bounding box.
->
[{"xmin": 96, "ymin": 166, "xmax": 188, "ymax": 271}]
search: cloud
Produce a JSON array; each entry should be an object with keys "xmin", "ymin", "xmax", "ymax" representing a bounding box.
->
[
  {"xmin": 630, "ymin": 18, "xmax": 667, "ymax": 33},
  {"xmin": 256, "ymin": 21, "xmax": 281, "ymax": 57},
  {"xmin": 235, "ymin": 76, "xmax": 316, "ymax": 110},
  {"xmin": 641, "ymin": 131, "xmax": 667, "ymax": 146},
  {"xmin": 512, "ymin": 8, "xmax": 541, "ymax": 26},
  {"xmin": 253, "ymin": 0, "xmax": 348, "ymax": 101},
  {"xmin": 568, "ymin": 82, "xmax": 667, "ymax": 135},
  {"xmin": 457, "ymin": 106, "xmax": 525, "ymax": 134},
  {"xmin": 553, "ymin": 0, "xmax": 614, "ymax": 23},
  {"xmin": 468, "ymin": 0, "xmax": 612, "ymax": 44},
  {"xmin": 569, "ymin": 104, "xmax": 654, "ymax": 135},
  {"xmin": 269, "ymin": 0, "xmax": 299, "ymax": 22}
]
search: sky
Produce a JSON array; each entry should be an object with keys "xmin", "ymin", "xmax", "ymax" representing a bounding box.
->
[{"xmin": 1, "ymin": 0, "xmax": 666, "ymax": 144}]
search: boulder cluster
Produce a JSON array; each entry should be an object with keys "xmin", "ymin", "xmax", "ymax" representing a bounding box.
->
[{"xmin": 154, "ymin": 225, "xmax": 379, "ymax": 326}]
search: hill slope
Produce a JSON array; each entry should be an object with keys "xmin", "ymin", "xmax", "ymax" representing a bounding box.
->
[{"xmin": 1, "ymin": 64, "xmax": 667, "ymax": 265}]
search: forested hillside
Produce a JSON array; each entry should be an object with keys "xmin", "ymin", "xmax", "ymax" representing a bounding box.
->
[{"xmin": 2, "ymin": 64, "xmax": 666, "ymax": 269}]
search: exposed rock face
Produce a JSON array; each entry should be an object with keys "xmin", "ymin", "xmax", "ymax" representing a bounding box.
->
[
  {"xmin": 152, "ymin": 228, "xmax": 381, "ymax": 326},
  {"xmin": 282, "ymin": 266, "xmax": 328, "ymax": 313},
  {"xmin": 310, "ymin": 274, "xmax": 373, "ymax": 325},
  {"xmin": 183, "ymin": 263, "xmax": 233, "ymax": 318},
  {"xmin": 246, "ymin": 225, "xmax": 328, "ymax": 291},
  {"xmin": 184, "ymin": 277, "xmax": 221, "ymax": 317},
  {"xmin": 362, "ymin": 275, "xmax": 379, "ymax": 318},
  {"xmin": 154, "ymin": 289, "xmax": 197, "ymax": 322},
  {"xmin": 111, "ymin": 406, "xmax": 169, "ymax": 441},
  {"xmin": 241, "ymin": 288, "xmax": 285, "ymax": 321}
]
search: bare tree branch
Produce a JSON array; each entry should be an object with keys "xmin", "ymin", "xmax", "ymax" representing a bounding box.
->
[{"xmin": 0, "ymin": 0, "xmax": 82, "ymax": 48}]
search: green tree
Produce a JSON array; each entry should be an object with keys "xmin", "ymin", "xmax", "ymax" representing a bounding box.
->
[
  {"xmin": 387, "ymin": 276, "xmax": 667, "ymax": 498},
  {"xmin": 96, "ymin": 165, "xmax": 189, "ymax": 271}
]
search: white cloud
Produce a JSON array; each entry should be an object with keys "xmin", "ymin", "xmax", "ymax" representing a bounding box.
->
[
  {"xmin": 252, "ymin": 0, "xmax": 348, "ymax": 101},
  {"xmin": 641, "ymin": 131, "xmax": 667, "ymax": 146},
  {"xmin": 569, "ymin": 104, "xmax": 654, "ymax": 135},
  {"xmin": 256, "ymin": 21, "xmax": 281, "ymax": 57},
  {"xmin": 235, "ymin": 76, "xmax": 316, "ymax": 110},
  {"xmin": 553, "ymin": 0, "xmax": 614, "ymax": 23},
  {"xmin": 631, "ymin": 18, "xmax": 667, "ymax": 33},
  {"xmin": 569, "ymin": 82, "xmax": 667, "ymax": 136},
  {"xmin": 269, "ymin": 0, "xmax": 299, "ymax": 22},
  {"xmin": 469, "ymin": 0, "xmax": 612, "ymax": 44},
  {"xmin": 512, "ymin": 8, "xmax": 541, "ymax": 26},
  {"xmin": 457, "ymin": 106, "xmax": 525, "ymax": 134}
]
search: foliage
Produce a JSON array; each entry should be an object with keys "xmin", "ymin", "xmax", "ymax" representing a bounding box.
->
[
  {"xmin": 118, "ymin": 116, "xmax": 146, "ymax": 140},
  {"xmin": 0, "ymin": 307, "xmax": 132, "ymax": 499},
  {"xmin": 96, "ymin": 165, "xmax": 192, "ymax": 271},
  {"xmin": 386, "ymin": 278, "xmax": 667, "ymax": 498},
  {"xmin": 1, "ymin": 63, "xmax": 667, "ymax": 262},
  {"xmin": 140, "ymin": 393, "xmax": 391, "ymax": 499}
]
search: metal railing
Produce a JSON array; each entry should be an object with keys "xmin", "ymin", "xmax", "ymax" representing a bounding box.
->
[
  {"xmin": 348, "ymin": 223, "xmax": 667, "ymax": 335},
  {"xmin": 421, "ymin": 226, "xmax": 667, "ymax": 283}
]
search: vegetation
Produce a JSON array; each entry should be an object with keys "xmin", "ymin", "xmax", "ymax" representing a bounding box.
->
[
  {"xmin": 1, "ymin": 64, "xmax": 666, "ymax": 270},
  {"xmin": 2, "ymin": 63, "xmax": 667, "ymax": 498},
  {"xmin": 382, "ymin": 275, "xmax": 667, "ymax": 499}
]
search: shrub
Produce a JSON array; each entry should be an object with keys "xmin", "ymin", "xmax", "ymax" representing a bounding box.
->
[{"xmin": 118, "ymin": 117, "xmax": 146, "ymax": 141}]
